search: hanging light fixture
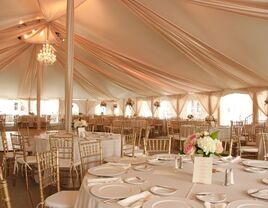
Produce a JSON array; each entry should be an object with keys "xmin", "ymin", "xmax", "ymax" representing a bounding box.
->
[
  {"xmin": 37, "ymin": 26, "xmax": 56, "ymax": 65},
  {"xmin": 37, "ymin": 43, "xmax": 56, "ymax": 64}
]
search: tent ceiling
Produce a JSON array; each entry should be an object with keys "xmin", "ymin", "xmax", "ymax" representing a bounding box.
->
[{"xmin": 0, "ymin": 0, "xmax": 268, "ymax": 100}]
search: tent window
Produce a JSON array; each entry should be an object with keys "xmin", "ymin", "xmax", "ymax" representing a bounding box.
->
[
  {"xmin": 158, "ymin": 101, "xmax": 176, "ymax": 119},
  {"xmin": 139, "ymin": 101, "xmax": 152, "ymax": 117},
  {"xmin": 125, "ymin": 105, "xmax": 132, "ymax": 117},
  {"xmin": 72, "ymin": 103, "xmax": 80, "ymax": 115},
  {"xmin": 181, "ymin": 99, "xmax": 206, "ymax": 119},
  {"xmin": 95, "ymin": 104, "xmax": 106, "ymax": 115},
  {"xmin": 220, "ymin": 93, "xmax": 252, "ymax": 125}
]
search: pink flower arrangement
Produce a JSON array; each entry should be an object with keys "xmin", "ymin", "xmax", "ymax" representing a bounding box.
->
[
  {"xmin": 183, "ymin": 131, "xmax": 223, "ymax": 157},
  {"xmin": 100, "ymin": 101, "xmax": 107, "ymax": 107},
  {"xmin": 154, "ymin": 101, "xmax": 160, "ymax": 108},
  {"xmin": 126, "ymin": 98, "xmax": 134, "ymax": 107}
]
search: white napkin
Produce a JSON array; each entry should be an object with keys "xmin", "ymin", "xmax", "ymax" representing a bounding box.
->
[
  {"xmin": 204, "ymin": 202, "xmax": 227, "ymax": 208},
  {"xmin": 87, "ymin": 177, "xmax": 122, "ymax": 187},
  {"xmin": 106, "ymin": 162, "xmax": 131, "ymax": 170},
  {"xmin": 118, "ymin": 191, "xmax": 153, "ymax": 207},
  {"xmin": 231, "ymin": 156, "xmax": 241, "ymax": 163}
]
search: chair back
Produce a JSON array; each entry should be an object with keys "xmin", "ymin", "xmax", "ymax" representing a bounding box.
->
[
  {"xmin": 0, "ymin": 167, "xmax": 11, "ymax": 208},
  {"xmin": 121, "ymin": 130, "xmax": 137, "ymax": 157},
  {"xmin": 49, "ymin": 135, "xmax": 74, "ymax": 166},
  {"xmin": 36, "ymin": 150, "xmax": 60, "ymax": 207},
  {"xmin": 262, "ymin": 132, "xmax": 268, "ymax": 160},
  {"xmin": 144, "ymin": 137, "xmax": 171, "ymax": 155},
  {"xmin": 10, "ymin": 133, "xmax": 27, "ymax": 161},
  {"xmin": 180, "ymin": 125, "xmax": 196, "ymax": 138},
  {"xmin": 79, "ymin": 140, "xmax": 103, "ymax": 178}
]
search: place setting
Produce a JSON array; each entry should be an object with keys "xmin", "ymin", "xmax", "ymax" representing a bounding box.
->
[
  {"xmin": 248, "ymin": 188, "xmax": 268, "ymax": 200},
  {"xmin": 242, "ymin": 160, "xmax": 268, "ymax": 173},
  {"xmin": 195, "ymin": 192, "xmax": 228, "ymax": 208}
]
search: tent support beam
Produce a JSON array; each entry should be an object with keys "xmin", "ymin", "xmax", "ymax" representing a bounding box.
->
[
  {"xmin": 37, "ymin": 62, "xmax": 43, "ymax": 130},
  {"xmin": 65, "ymin": 0, "xmax": 74, "ymax": 132}
]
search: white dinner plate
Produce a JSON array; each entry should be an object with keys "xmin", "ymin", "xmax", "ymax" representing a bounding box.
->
[
  {"xmin": 124, "ymin": 176, "xmax": 146, "ymax": 185},
  {"xmin": 143, "ymin": 197, "xmax": 196, "ymax": 208},
  {"xmin": 248, "ymin": 188, "xmax": 268, "ymax": 200},
  {"xmin": 90, "ymin": 183, "xmax": 140, "ymax": 199},
  {"xmin": 150, "ymin": 186, "xmax": 177, "ymax": 196},
  {"xmin": 133, "ymin": 164, "xmax": 153, "ymax": 172},
  {"xmin": 244, "ymin": 167, "xmax": 267, "ymax": 173},
  {"xmin": 118, "ymin": 157, "xmax": 146, "ymax": 165},
  {"xmin": 262, "ymin": 178, "xmax": 268, "ymax": 185},
  {"xmin": 242, "ymin": 160, "xmax": 268, "ymax": 169},
  {"xmin": 196, "ymin": 192, "xmax": 226, "ymax": 203},
  {"xmin": 213, "ymin": 160, "xmax": 229, "ymax": 166},
  {"xmin": 88, "ymin": 165, "xmax": 126, "ymax": 177},
  {"xmin": 227, "ymin": 199, "xmax": 268, "ymax": 208},
  {"xmin": 153, "ymin": 154, "xmax": 178, "ymax": 161},
  {"xmin": 147, "ymin": 159, "xmax": 171, "ymax": 166}
]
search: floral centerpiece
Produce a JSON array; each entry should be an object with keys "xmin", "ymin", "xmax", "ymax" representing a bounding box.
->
[
  {"xmin": 205, "ymin": 115, "xmax": 217, "ymax": 123},
  {"xmin": 74, "ymin": 118, "xmax": 88, "ymax": 129},
  {"xmin": 183, "ymin": 131, "xmax": 223, "ymax": 157},
  {"xmin": 126, "ymin": 98, "xmax": 134, "ymax": 107},
  {"xmin": 265, "ymin": 97, "xmax": 268, "ymax": 105},
  {"xmin": 100, "ymin": 101, "xmax": 107, "ymax": 107},
  {"xmin": 187, "ymin": 114, "xmax": 194, "ymax": 120},
  {"xmin": 154, "ymin": 101, "xmax": 160, "ymax": 108}
]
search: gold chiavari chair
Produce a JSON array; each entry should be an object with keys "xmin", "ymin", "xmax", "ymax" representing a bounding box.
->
[
  {"xmin": 0, "ymin": 167, "xmax": 11, "ymax": 208},
  {"xmin": 1, "ymin": 131, "xmax": 14, "ymax": 178},
  {"xmin": 78, "ymin": 140, "xmax": 103, "ymax": 180},
  {"xmin": 121, "ymin": 130, "xmax": 137, "ymax": 157},
  {"xmin": 49, "ymin": 135, "xmax": 80, "ymax": 189},
  {"xmin": 178, "ymin": 125, "xmax": 196, "ymax": 151},
  {"xmin": 36, "ymin": 150, "xmax": 78, "ymax": 208},
  {"xmin": 262, "ymin": 132, "xmax": 268, "ymax": 161},
  {"xmin": 10, "ymin": 133, "xmax": 36, "ymax": 207},
  {"xmin": 144, "ymin": 137, "xmax": 172, "ymax": 156}
]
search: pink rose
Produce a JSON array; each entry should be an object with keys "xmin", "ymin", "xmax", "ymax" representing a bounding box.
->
[
  {"xmin": 189, "ymin": 134, "xmax": 197, "ymax": 144},
  {"xmin": 184, "ymin": 143, "xmax": 195, "ymax": 155},
  {"xmin": 215, "ymin": 141, "xmax": 223, "ymax": 154}
]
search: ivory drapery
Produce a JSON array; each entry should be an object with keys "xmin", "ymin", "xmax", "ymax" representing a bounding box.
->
[
  {"xmin": 121, "ymin": 0, "xmax": 268, "ymax": 88},
  {"xmin": 187, "ymin": 0, "xmax": 268, "ymax": 20},
  {"xmin": 256, "ymin": 90, "xmax": 268, "ymax": 117},
  {"xmin": 177, "ymin": 94, "xmax": 189, "ymax": 118}
]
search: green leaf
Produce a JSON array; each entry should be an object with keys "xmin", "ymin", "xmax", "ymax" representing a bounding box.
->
[{"xmin": 210, "ymin": 131, "xmax": 219, "ymax": 140}]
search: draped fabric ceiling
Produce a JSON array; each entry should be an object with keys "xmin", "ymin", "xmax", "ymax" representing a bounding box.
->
[{"xmin": 0, "ymin": 0, "xmax": 268, "ymax": 101}]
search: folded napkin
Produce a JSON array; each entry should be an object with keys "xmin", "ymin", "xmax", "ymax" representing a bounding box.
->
[
  {"xmin": 221, "ymin": 156, "xmax": 241, "ymax": 163},
  {"xmin": 204, "ymin": 202, "xmax": 227, "ymax": 208},
  {"xmin": 106, "ymin": 162, "xmax": 131, "ymax": 170},
  {"xmin": 231, "ymin": 156, "xmax": 241, "ymax": 163},
  {"xmin": 87, "ymin": 177, "xmax": 122, "ymax": 187},
  {"xmin": 118, "ymin": 191, "xmax": 153, "ymax": 208}
]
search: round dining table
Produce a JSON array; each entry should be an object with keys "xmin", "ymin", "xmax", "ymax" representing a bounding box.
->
[
  {"xmin": 33, "ymin": 132, "xmax": 122, "ymax": 161},
  {"xmin": 74, "ymin": 157, "xmax": 268, "ymax": 208}
]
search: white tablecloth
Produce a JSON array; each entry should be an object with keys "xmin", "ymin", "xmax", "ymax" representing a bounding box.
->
[
  {"xmin": 74, "ymin": 158, "xmax": 268, "ymax": 208},
  {"xmin": 33, "ymin": 132, "xmax": 121, "ymax": 162}
]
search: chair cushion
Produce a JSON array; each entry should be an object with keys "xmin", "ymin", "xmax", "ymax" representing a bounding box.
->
[
  {"xmin": 240, "ymin": 146, "xmax": 259, "ymax": 153},
  {"xmin": 45, "ymin": 191, "xmax": 78, "ymax": 208},
  {"xmin": 17, "ymin": 155, "xmax": 37, "ymax": 164},
  {"xmin": 59, "ymin": 159, "xmax": 80, "ymax": 168},
  {"xmin": 5, "ymin": 152, "xmax": 14, "ymax": 158}
]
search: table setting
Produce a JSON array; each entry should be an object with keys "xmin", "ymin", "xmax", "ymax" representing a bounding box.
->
[{"xmin": 74, "ymin": 130, "xmax": 268, "ymax": 208}]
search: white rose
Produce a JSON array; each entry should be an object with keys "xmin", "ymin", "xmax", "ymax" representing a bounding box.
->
[{"xmin": 197, "ymin": 136, "xmax": 216, "ymax": 155}]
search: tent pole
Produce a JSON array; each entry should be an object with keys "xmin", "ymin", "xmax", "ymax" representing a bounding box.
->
[
  {"xmin": 65, "ymin": 0, "xmax": 74, "ymax": 132},
  {"xmin": 36, "ymin": 62, "xmax": 43, "ymax": 130}
]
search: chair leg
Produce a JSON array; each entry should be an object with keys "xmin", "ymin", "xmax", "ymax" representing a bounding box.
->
[{"xmin": 24, "ymin": 165, "xmax": 34, "ymax": 208}]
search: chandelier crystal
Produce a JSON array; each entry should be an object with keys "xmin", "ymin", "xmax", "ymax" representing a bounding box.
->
[{"xmin": 37, "ymin": 43, "xmax": 56, "ymax": 65}]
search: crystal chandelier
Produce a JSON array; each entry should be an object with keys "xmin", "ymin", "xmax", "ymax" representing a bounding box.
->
[{"xmin": 37, "ymin": 43, "xmax": 56, "ymax": 65}]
